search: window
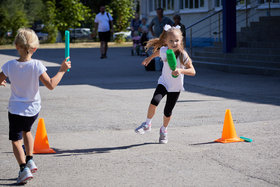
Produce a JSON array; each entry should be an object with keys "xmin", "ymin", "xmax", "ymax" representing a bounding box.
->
[
  {"xmin": 215, "ymin": 0, "xmax": 222, "ymax": 8},
  {"xmin": 150, "ymin": 0, "xmax": 174, "ymax": 11},
  {"xmin": 259, "ymin": 0, "xmax": 280, "ymax": 3},
  {"xmin": 180, "ymin": 0, "xmax": 205, "ymax": 9},
  {"xmin": 149, "ymin": 0, "xmax": 153, "ymax": 12}
]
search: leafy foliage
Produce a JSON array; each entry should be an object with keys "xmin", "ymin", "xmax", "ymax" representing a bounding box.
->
[
  {"xmin": 56, "ymin": 0, "xmax": 92, "ymax": 38},
  {"xmin": 0, "ymin": 0, "xmax": 29, "ymax": 39},
  {"xmin": 0, "ymin": 0, "xmax": 137, "ymax": 44},
  {"xmin": 109, "ymin": 0, "xmax": 135, "ymax": 32},
  {"xmin": 42, "ymin": 0, "xmax": 57, "ymax": 43}
]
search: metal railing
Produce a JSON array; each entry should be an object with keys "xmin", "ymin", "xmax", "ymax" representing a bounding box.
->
[
  {"xmin": 186, "ymin": 0, "xmax": 273, "ymax": 56},
  {"xmin": 186, "ymin": 9, "xmax": 222, "ymax": 56}
]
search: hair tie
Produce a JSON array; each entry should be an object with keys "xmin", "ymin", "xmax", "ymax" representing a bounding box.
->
[
  {"xmin": 174, "ymin": 25, "xmax": 181, "ymax": 29},
  {"xmin": 164, "ymin": 24, "xmax": 172, "ymax": 31},
  {"xmin": 164, "ymin": 24, "xmax": 181, "ymax": 31}
]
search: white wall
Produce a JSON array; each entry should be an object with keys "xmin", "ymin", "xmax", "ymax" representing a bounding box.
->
[{"xmin": 139, "ymin": 0, "xmax": 280, "ymax": 40}]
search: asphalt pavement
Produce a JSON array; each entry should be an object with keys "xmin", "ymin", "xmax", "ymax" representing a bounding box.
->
[{"xmin": 0, "ymin": 46, "xmax": 280, "ymax": 186}]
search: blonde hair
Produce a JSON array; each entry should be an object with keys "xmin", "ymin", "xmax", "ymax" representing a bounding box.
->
[
  {"xmin": 145, "ymin": 27, "xmax": 189, "ymax": 65},
  {"xmin": 14, "ymin": 28, "xmax": 39, "ymax": 54}
]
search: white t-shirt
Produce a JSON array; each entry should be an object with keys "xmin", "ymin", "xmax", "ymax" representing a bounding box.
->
[
  {"xmin": 158, "ymin": 46, "xmax": 189, "ymax": 92},
  {"xmin": 94, "ymin": 12, "xmax": 113, "ymax": 32},
  {"xmin": 1, "ymin": 59, "xmax": 47, "ymax": 116}
]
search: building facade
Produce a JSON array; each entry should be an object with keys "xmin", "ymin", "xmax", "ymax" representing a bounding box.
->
[{"xmin": 139, "ymin": 0, "xmax": 280, "ymax": 46}]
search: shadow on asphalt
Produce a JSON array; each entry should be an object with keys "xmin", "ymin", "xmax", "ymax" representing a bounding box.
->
[
  {"xmin": 1, "ymin": 48, "xmax": 280, "ymax": 106},
  {"xmin": 52, "ymin": 142, "xmax": 158, "ymax": 156},
  {"xmin": 189, "ymin": 141, "xmax": 219, "ymax": 146},
  {"xmin": 0, "ymin": 178, "xmax": 19, "ymax": 186}
]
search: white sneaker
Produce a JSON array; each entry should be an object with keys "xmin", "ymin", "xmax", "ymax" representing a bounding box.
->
[
  {"xmin": 26, "ymin": 159, "xmax": 38, "ymax": 173},
  {"xmin": 17, "ymin": 167, "xmax": 33, "ymax": 184},
  {"xmin": 135, "ymin": 122, "xmax": 152, "ymax": 134},
  {"xmin": 159, "ymin": 128, "xmax": 168, "ymax": 144}
]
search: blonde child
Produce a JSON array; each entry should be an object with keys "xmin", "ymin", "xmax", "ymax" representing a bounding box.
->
[
  {"xmin": 0, "ymin": 28, "xmax": 71, "ymax": 184},
  {"xmin": 135, "ymin": 24, "xmax": 196, "ymax": 144}
]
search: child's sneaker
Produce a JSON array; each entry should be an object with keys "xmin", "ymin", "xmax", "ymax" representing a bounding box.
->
[
  {"xmin": 26, "ymin": 159, "xmax": 38, "ymax": 173},
  {"xmin": 135, "ymin": 122, "xmax": 151, "ymax": 134},
  {"xmin": 17, "ymin": 167, "xmax": 33, "ymax": 184},
  {"xmin": 159, "ymin": 128, "xmax": 168, "ymax": 144}
]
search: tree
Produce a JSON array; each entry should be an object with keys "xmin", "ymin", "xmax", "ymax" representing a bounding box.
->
[
  {"xmin": 56, "ymin": 0, "xmax": 92, "ymax": 38},
  {"xmin": 0, "ymin": 0, "xmax": 29, "ymax": 39},
  {"xmin": 108, "ymin": 0, "xmax": 135, "ymax": 32},
  {"xmin": 42, "ymin": 0, "xmax": 58, "ymax": 43},
  {"xmin": 24, "ymin": 0, "xmax": 44, "ymax": 24}
]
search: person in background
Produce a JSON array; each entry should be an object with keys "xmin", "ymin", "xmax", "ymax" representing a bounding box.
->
[
  {"xmin": 149, "ymin": 8, "xmax": 173, "ymax": 38},
  {"xmin": 173, "ymin": 14, "xmax": 186, "ymax": 49},
  {"xmin": 130, "ymin": 13, "xmax": 141, "ymax": 37},
  {"xmin": 149, "ymin": 8, "xmax": 173, "ymax": 70},
  {"xmin": 139, "ymin": 17, "xmax": 149, "ymax": 55},
  {"xmin": 94, "ymin": 5, "xmax": 114, "ymax": 59}
]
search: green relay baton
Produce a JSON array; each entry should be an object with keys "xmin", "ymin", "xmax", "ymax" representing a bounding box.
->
[{"xmin": 166, "ymin": 49, "xmax": 178, "ymax": 78}]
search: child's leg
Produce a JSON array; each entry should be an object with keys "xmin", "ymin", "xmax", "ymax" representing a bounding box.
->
[
  {"xmin": 23, "ymin": 131, "xmax": 34, "ymax": 157},
  {"xmin": 12, "ymin": 140, "xmax": 26, "ymax": 165},
  {"xmin": 163, "ymin": 115, "xmax": 171, "ymax": 128},
  {"xmin": 162, "ymin": 92, "xmax": 180, "ymax": 128},
  {"xmin": 159, "ymin": 92, "xmax": 180, "ymax": 144},
  {"xmin": 135, "ymin": 84, "xmax": 167, "ymax": 134},
  {"xmin": 148, "ymin": 84, "xmax": 168, "ymax": 120},
  {"xmin": 23, "ymin": 131, "xmax": 38, "ymax": 173},
  {"xmin": 147, "ymin": 104, "xmax": 156, "ymax": 119}
]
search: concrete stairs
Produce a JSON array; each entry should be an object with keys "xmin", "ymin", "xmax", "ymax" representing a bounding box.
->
[{"xmin": 191, "ymin": 16, "xmax": 280, "ymax": 76}]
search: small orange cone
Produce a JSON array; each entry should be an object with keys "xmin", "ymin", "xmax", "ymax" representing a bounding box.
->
[
  {"xmin": 215, "ymin": 109, "xmax": 244, "ymax": 143},
  {"xmin": 33, "ymin": 118, "xmax": 56, "ymax": 154}
]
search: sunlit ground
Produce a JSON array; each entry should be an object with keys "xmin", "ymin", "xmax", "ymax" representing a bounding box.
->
[{"xmin": 0, "ymin": 42, "xmax": 133, "ymax": 49}]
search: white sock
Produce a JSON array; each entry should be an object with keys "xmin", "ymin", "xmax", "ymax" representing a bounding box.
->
[
  {"xmin": 146, "ymin": 118, "xmax": 152, "ymax": 125},
  {"xmin": 160, "ymin": 126, "xmax": 167, "ymax": 132}
]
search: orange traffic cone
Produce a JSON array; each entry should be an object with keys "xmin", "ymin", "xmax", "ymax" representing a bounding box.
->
[
  {"xmin": 33, "ymin": 118, "xmax": 56, "ymax": 154},
  {"xmin": 215, "ymin": 109, "xmax": 244, "ymax": 143}
]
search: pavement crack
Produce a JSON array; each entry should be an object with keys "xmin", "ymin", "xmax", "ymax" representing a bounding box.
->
[{"xmin": 210, "ymin": 157, "xmax": 278, "ymax": 186}]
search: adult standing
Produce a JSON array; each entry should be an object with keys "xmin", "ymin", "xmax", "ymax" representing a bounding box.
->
[
  {"xmin": 149, "ymin": 8, "xmax": 173, "ymax": 70},
  {"xmin": 130, "ymin": 13, "xmax": 141, "ymax": 37},
  {"xmin": 149, "ymin": 8, "xmax": 173, "ymax": 38},
  {"xmin": 173, "ymin": 14, "xmax": 186, "ymax": 49},
  {"xmin": 94, "ymin": 5, "xmax": 114, "ymax": 59}
]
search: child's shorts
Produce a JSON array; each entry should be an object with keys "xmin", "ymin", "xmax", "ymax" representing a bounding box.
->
[{"xmin": 8, "ymin": 112, "xmax": 39, "ymax": 141}]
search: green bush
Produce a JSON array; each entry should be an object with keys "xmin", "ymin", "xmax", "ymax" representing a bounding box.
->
[{"xmin": 114, "ymin": 34, "xmax": 126, "ymax": 43}]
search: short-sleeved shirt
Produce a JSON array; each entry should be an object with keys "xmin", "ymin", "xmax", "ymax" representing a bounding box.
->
[
  {"xmin": 158, "ymin": 46, "xmax": 189, "ymax": 92},
  {"xmin": 150, "ymin": 16, "xmax": 174, "ymax": 37},
  {"xmin": 140, "ymin": 24, "xmax": 149, "ymax": 33},
  {"xmin": 95, "ymin": 12, "xmax": 113, "ymax": 32},
  {"xmin": 130, "ymin": 19, "xmax": 141, "ymax": 31},
  {"xmin": 1, "ymin": 59, "xmax": 47, "ymax": 116}
]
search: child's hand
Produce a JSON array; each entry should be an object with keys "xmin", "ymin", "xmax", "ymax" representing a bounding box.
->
[
  {"xmin": 0, "ymin": 80, "xmax": 6, "ymax": 87},
  {"xmin": 60, "ymin": 57, "xmax": 71, "ymax": 72},
  {"xmin": 142, "ymin": 58, "xmax": 150, "ymax": 66},
  {"xmin": 172, "ymin": 68, "xmax": 182, "ymax": 77}
]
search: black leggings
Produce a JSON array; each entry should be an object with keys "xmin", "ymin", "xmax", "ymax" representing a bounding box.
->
[{"xmin": 150, "ymin": 84, "xmax": 180, "ymax": 117}]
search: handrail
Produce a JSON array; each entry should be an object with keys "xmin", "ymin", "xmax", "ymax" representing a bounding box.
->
[
  {"xmin": 186, "ymin": 0, "xmax": 244, "ymax": 30},
  {"xmin": 186, "ymin": 0, "xmax": 262, "ymax": 56},
  {"xmin": 186, "ymin": 9, "xmax": 223, "ymax": 56},
  {"xmin": 186, "ymin": 9, "xmax": 223, "ymax": 30}
]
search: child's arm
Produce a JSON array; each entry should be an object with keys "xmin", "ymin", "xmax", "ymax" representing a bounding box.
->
[
  {"xmin": 142, "ymin": 50, "xmax": 160, "ymax": 66},
  {"xmin": 40, "ymin": 57, "xmax": 71, "ymax": 90},
  {"xmin": 172, "ymin": 57, "xmax": 196, "ymax": 77},
  {"xmin": 0, "ymin": 72, "xmax": 7, "ymax": 87}
]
